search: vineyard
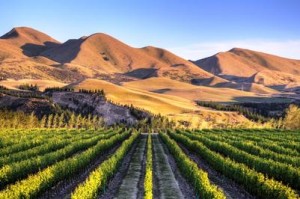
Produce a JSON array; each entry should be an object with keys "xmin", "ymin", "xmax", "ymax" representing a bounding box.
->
[{"xmin": 0, "ymin": 128, "xmax": 299, "ymax": 199}]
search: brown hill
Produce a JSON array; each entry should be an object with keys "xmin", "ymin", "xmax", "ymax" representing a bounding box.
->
[
  {"xmin": 122, "ymin": 77, "xmax": 267, "ymax": 102},
  {"xmin": 0, "ymin": 27, "xmax": 223, "ymax": 84},
  {"xmin": 41, "ymin": 33, "xmax": 151, "ymax": 74},
  {"xmin": 139, "ymin": 46, "xmax": 216, "ymax": 81},
  {"xmin": 71, "ymin": 78, "xmax": 250, "ymax": 128},
  {"xmin": 41, "ymin": 33, "xmax": 217, "ymax": 82},
  {"xmin": 0, "ymin": 27, "xmax": 90, "ymax": 81},
  {"xmin": 193, "ymin": 48, "xmax": 300, "ymax": 88},
  {"xmin": 1, "ymin": 27, "xmax": 60, "ymax": 56},
  {"xmin": 0, "ymin": 39, "xmax": 24, "ymax": 60},
  {"xmin": 0, "ymin": 27, "xmax": 297, "ymax": 97}
]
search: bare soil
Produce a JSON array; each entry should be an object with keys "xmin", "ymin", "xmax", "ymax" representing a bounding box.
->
[
  {"xmin": 153, "ymin": 134, "xmax": 196, "ymax": 199},
  {"xmin": 159, "ymin": 135, "xmax": 197, "ymax": 199},
  {"xmin": 114, "ymin": 134, "xmax": 147, "ymax": 199},
  {"xmin": 98, "ymin": 137, "xmax": 140, "ymax": 199}
]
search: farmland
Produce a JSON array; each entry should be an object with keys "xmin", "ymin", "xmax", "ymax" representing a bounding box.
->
[{"xmin": 0, "ymin": 129, "xmax": 299, "ymax": 199}]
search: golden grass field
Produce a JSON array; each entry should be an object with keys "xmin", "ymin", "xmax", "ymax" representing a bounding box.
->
[
  {"xmin": 0, "ymin": 79, "xmax": 67, "ymax": 91},
  {"xmin": 73, "ymin": 78, "xmax": 251, "ymax": 127}
]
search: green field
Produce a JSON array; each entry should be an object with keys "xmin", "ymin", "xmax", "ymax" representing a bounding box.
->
[{"xmin": 0, "ymin": 129, "xmax": 299, "ymax": 199}]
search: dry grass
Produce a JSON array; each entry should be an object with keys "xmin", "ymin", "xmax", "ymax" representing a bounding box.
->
[
  {"xmin": 0, "ymin": 27, "xmax": 221, "ymax": 83},
  {"xmin": 73, "ymin": 78, "xmax": 251, "ymax": 128},
  {"xmin": 194, "ymin": 48, "xmax": 300, "ymax": 88},
  {"xmin": 122, "ymin": 77, "xmax": 265, "ymax": 102},
  {"xmin": 73, "ymin": 78, "xmax": 200, "ymax": 115},
  {"xmin": 0, "ymin": 79, "xmax": 67, "ymax": 91},
  {"xmin": 1, "ymin": 27, "xmax": 292, "ymax": 128}
]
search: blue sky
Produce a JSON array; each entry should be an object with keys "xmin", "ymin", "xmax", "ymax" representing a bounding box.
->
[{"xmin": 1, "ymin": 0, "xmax": 300, "ymax": 59}]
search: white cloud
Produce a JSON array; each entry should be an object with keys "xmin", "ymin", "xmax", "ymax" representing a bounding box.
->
[{"xmin": 167, "ymin": 39, "xmax": 300, "ymax": 61}]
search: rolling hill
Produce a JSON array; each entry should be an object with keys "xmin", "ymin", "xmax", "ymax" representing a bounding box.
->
[
  {"xmin": 1, "ymin": 26, "xmax": 299, "ymax": 127},
  {"xmin": 0, "ymin": 27, "xmax": 223, "ymax": 84},
  {"xmin": 193, "ymin": 48, "xmax": 300, "ymax": 90},
  {"xmin": 70, "ymin": 78, "xmax": 249, "ymax": 127},
  {"xmin": 41, "ymin": 33, "xmax": 218, "ymax": 82},
  {"xmin": 0, "ymin": 27, "xmax": 60, "ymax": 56},
  {"xmin": 0, "ymin": 27, "xmax": 85, "ymax": 81},
  {"xmin": 122, "ymin": 77, "xmax": 262, "ymax": 102}
]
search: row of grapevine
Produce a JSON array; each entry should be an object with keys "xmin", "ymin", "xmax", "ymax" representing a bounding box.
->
[
  {"xmin": 232, "ymin": 131, "xmax": 300, "ymax": 143},
  {"xmin": 0, "ymin": 129, "xmax": 104, "ymax": 149},
  {"xmin": 0, "ymin": 130, "xmax": 130, "ymax": 199},
  {"xmin": 199, "ymin": 133, "xmax": 300, "ymax": 167},
  {"xmin": 226, "ymin": 140, "xmax": 300, "ymax": 167},
  {"xmin": 207, "ymin": 131, "xmax": 300, "ymax": 153},
  {"xmin": 0, "ymin": 128, "xmax": 70, "ymax": 141},
  {"xmin": 0, "ymin": 129, "xmax": 93, "ymax": 157},
  {"xmin": 144, "ymin": 134, "xmax": 153, "ymax": 199},
  {"xmin": 160, "ymin": 132, "xmax": 226, "ymax": 199},
  {"xmin": 179, "ymin": 131, "xmax": 300, "ymax": 190},
  {"xmin": 0, "ymin": 131, "xmax": 65, "ymax": 157},
  {"xmin": 168, "ymin": 131, "xmax": 299, "ymax": 199},
  {"xmin": 0, "ymin": 131, "xmax": 98, "ymax": 167},
  {"xmin": 0, "ymin": 130, "xmax": 118, "ymax": 188},
  {"xmin": 203, "ymin": 132, "xmax": 300, "ymax": 156},
  {"xmin": 71, "ymin": 131, "xmax": 140, "ymax": 199}
]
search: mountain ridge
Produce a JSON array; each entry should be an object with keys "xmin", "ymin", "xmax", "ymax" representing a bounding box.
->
[
  {"xmin": 192, "ymin": 47, "xmax": 300, "ymax": 90},
  {"xmin": 0, "ymin": 27, "xmax": 219, "ymax": 83},
  {"xmin": 1, "ymin": 26, "xmax": 299, "ymax": 94}
]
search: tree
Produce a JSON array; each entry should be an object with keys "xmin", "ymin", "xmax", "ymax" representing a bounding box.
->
[
  {"xmin": 91, "ymin": 115, "xmax": 98, "ymax": 129},
  {"xmin": 86, "ymin": 114, "xmax": 92, "ymax": 129},
  {"xmin": 58, "ymin": 113, "xmax": 65, "ymax": 128},
  {"xmin": 12, "ymin": 115, "xmax": 19, "ymax": 128},
  {"xmin": 69, "ymin": 113, "xmax": 76, "ymax": 128},
  {"xmin": 28, "ymin": 112, "xmax": 36, "ymax": 128},
  {"xmin": 74, "ymin": 114, "xmax": 81, "ymax": 129},
  {"xmin": 283, "ymin": 105, "xmax": 300, "ymax": 130},
  {"xmin": 40, "ymin": 115, "xmax": 47, "ymax": 128},
  {"xmin": 47, "ymin": 114, "xmax": 53, "ymax": 128},
  {"xmin": 52, "ymin": 114, "xmax": 59, "ymax": 128}
]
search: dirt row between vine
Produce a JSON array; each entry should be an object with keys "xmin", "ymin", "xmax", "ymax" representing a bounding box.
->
[
  {"xmin": 113, "ymin": 134, "xmax": 147, "ymax": 199},
  {"xmin": 99, "ymin": 136, "xmax": 141, "ymax": 199},
  {"xmin": 153, "ymin": 134, "xmax": 196, "ymax": 199}
]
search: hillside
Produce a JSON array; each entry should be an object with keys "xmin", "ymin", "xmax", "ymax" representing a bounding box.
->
[
  {"xmin": 0, "ymin": 27, "xmax": 222, "ymax": 84},
  {"xmin": 122, "ymin": 77, "xmax": 263, "ymax": 102},
  {"xmin": 0, "ymin": 27, "xmax": 85, "ymax": 81},
  {"xmin": 193, "ymin": 48, "xmax": 300, "ymax": 89},
  {"xmin": 0, "ymin": 27, "xmax": 60, "ymax": 56},
  {"xmin": 0, "ymin": 79, "xmax": 67, "ymax": 91},
  {"xmin": 70, "ymin": 79, "xmax": 249, "ymax": 127},
  {"xmin": 1, "ymin": 27, "xmax": 299, "ymax": 127},
  {"xmin": 42, "ymin": 33, "xmax": 218, "ymax": 82}
]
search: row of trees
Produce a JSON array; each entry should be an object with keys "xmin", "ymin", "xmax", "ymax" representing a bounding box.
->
[
  {"xmin": 0, "ymin": 110, "xmax": 105, "ymax": 129},
  {"xmin": 0, "ymin": 109, "xmax": 178, "ymax": 131},
  {"xmin": 0, "ymin": 85, "xmax": 8, "ymax": 90},
  {"xmin": 0, "ymin": 105, "xmax": 299, "ymax": 130},
  {"xmin": 78, "ymin": 89, "xmax": 105, "ymax": 97},
  {"xmin": 44, "ymin": 87, "xmax": 74, "ymax": 92},
  {"xmin": 197, "ymin": 101, "xmax": 268, "ymax": 122},
  {"xmin": 0, "ymin": 88, "xmax": 46, "ymax": 99},
  {"xmin": 18, "ymin": 84, "xmax": 39, "ymax": 91},
  {"xmin": 44, "ymin": 87, "xmax": 105, "ymax": 97},
  {"xmin": 135, "ymin": 115, "xmax": 176, "ymax": 132},
  {"xmin": 281, "ymin": 104, "xmax": 300, "ymax": 130}
]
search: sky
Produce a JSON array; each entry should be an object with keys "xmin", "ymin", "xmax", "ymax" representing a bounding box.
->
[{"xmin": 0, "ymin": 0, "xmax": 300, "ymax": 60}]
